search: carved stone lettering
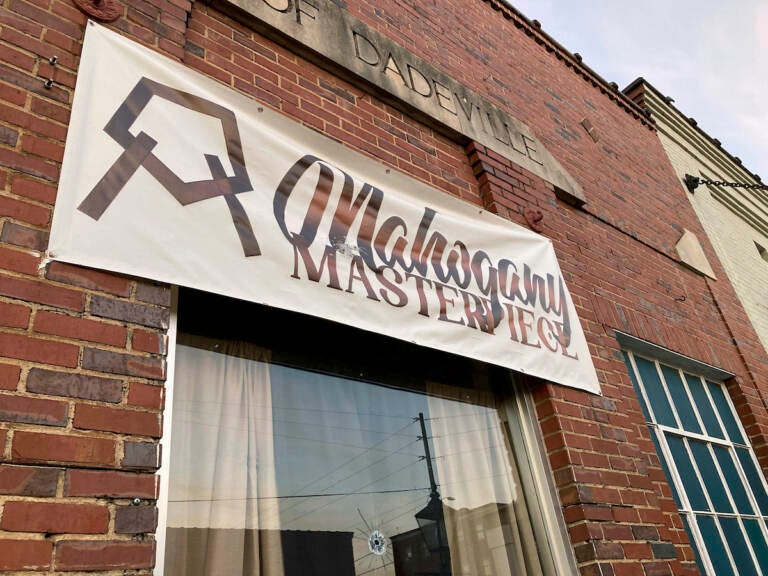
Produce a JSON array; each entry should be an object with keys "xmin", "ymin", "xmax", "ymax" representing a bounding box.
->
[
  {"xmin": 407, "ymin": 65, "xmax": 432, "ymax": 98},
  {"xmin": 353, "ymin": 30, "xmax": 379, "ymax": 66},
  {"xmin": 261, "ymin": 0, "xmax": 291, "ymax": 13},
  {"xmin": 212, "ymin": 0, "xmax": 586, "ymax": 204}
]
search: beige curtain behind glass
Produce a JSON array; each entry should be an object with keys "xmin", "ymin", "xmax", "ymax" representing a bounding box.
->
[
  {"xmin": 427, "ymin": 384, "xmax": 543, "ymax": 576},
  {"xmin": 164, "ymin": 335, "xmax": 284, "ymax": 576}
]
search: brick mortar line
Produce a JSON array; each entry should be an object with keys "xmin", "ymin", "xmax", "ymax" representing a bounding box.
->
[
  {"xmin": 0, "ymin": 326, "xmax": 164, "ymax": 359},
  {"xmin": 0, "ymin": 188, "xmax": 58, "ymax": 213},
  {"xmin": 0, "ymin": 389, "xmax": 166, "ymax": 414},
  {"xmin": 0, "ymin": 272, "xmax": 171, "ymax": 310},
  {"xmin": 0, "ymin": 420, "xmax": 161, "ymax": 442}
]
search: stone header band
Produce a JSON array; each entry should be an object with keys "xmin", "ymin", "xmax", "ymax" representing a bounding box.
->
[{"xmin": 209, "ymin": 0, "xmax": 586, "ymax": 205}]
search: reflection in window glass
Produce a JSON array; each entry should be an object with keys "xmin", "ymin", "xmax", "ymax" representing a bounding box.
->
[
  {"xmin": 745, "ymin": 520, "xmax": 768, "ymax": 575},
  {"xmin": 714, "ymin": 446, "xmax": 753, "ymax": 515},
  {"xmin": 696, "ymin": 516, "xmax": 735, "ymax": 576},
  {"xmin": 624, "ymin": 351, "xmax": 652, "ymax": 422},
  {"xmin": 635, "ymin": 357, "xmax": 676, "ymax": 427},
  {"xmin": 667, "ymin": 436, "xmax": 708, "ymax": 512},
  {"xmin": 660, "ymin": 366, "xmax": 700, "ymax": 434},
  {"xmin": 685, "ymin": 374, "xmax": 724, "ymax": 439},
  {"xmin": 652, "ymin": 433, "xmax": 681, "ymax": 507},
  {"xmin": 682, "ymin": 515, "xmax": 707, "ymax": 576},
  {"xmin": 738, "ymin": 449, "xmax": 768, "ymax": 516},
  {"xmin": 688, "ymin": 440, "xmax": 731, "ymax": 514},
  {"xmin": 720, "ymin": 517, "xmax": 758, "ymax": 576},
  {"xmin": 709, "ymin": 383, "xmax": 745, "ymax": 444},
  {"xmin": 165, "ymin": 332, "xmax": 551, "ymax": 576}
]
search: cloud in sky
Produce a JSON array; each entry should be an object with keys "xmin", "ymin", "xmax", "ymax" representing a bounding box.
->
[{"xmin": 507, "ymin": 0, "xmax": 768, "ymax": 180}]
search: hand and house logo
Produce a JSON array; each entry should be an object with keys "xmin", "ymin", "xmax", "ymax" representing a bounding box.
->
[{"xmin": 77, "ymin": 77, "xmax": 261, "ymax": 257}]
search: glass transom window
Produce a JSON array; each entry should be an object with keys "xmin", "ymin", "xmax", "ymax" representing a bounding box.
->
[
  {"xmin": 160, "ymin": 289, "xmax": 573, "ymax": 576},
  {"xmin": 623, "ymin": 350, "xmax": 768, "ymax": 576}
]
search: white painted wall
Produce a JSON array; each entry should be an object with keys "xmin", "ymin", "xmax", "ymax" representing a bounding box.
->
[{"xmin": 653, "ymin": 108, "xmax": 768, "ymax": 354}]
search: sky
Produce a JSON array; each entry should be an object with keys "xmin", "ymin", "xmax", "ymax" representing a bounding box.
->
[{"xmin": 507, "ymin": 0, "xmax": 768, "ymax": 182}]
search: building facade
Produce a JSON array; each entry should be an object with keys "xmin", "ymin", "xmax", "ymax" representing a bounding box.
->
[
  {"xmin": 626, "ymin": 78, "xmax": 768, "ymax": 354},
  {"xmin": 1, "ymin": 1, "xmax": 768, "ymax": 576}
]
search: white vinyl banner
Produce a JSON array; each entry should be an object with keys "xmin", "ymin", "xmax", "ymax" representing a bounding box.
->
[{"xmin": 50, "ymin": 23, "xmax": 600, "ymax": 394}]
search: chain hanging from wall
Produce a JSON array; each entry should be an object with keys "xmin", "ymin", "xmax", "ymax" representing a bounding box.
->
[{"xmin": 684, "ymin": 174, "xmax": 768, "ymax": 194}]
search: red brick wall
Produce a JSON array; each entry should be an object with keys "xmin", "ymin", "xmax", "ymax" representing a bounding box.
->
[
  {"xmin": 1, "ymin": 1, "xmax": 767, "ymax": 575},
  {"xmin": 0, "ymin": 0, "xmax": 183, "ymax": 571}
]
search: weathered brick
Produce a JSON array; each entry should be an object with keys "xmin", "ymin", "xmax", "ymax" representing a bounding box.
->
[
  {"xmin": 45, "ymin": 261, "xmax": 131, "ymax": 296},
  {"xmin": 90, "ymin": 294, "xmax": 170, "ymax": 328},
  {"xmin": 12, "ymin": 431, "xmax": 115, "ymax": 466},
  {"xmin": 0, "ymin": 59, "xmax": 69, "ymax": 104},
  {"xmin": 0, "ymin": 82, "xmax": 26, "ymax": 106},
  {"xmin": 74, "ymin": 404, "xmax": 162, "ymax": 438},
  {"xmin": 0, "ymin": 331, "xmax": 79, "ymax": 367},
  {"xmin": 632, "ymin": 525, "xmax": 660, "ymax": 541},
  {"xmin": 642, "ymin": 561, "xmax": 674, "ymax": 576},
  {"xmin": 0, "ymin": 147, "xmax": 58, "ymax": 181},
  {"xmin": 0, "ymin": 221, "xmax": 49, "ymax": 251},
  {"xmin": 135, "ymin": 281, "xmax": 172, "ymax": 306},
  {"xmin": 26, "ymin": 367, "xmax": 123, "ymax": 402},
  {"xmin": 0, "ymin": 274, "xmax": 84, "ymax": 311},
  {"xmin": 581, "ymin": 563, "xmax": 615, "ymax": 576},
  {"xmin": 44, "ymin": 28, "xmax": 79, "ymax": 54},
  {"xmin": 54, "ymin": 540, "xmax": 155, "ymax": 571},
  {"xmin": 12, "ymin": 177, "xmax": 58, "ymax": 205},
  {"xmin": 21, "ymin": 134, "xmax": 65, "ymax": 163},
  {"xmin": 0, "ymin": 394, "xmax": 68, "ymax": 426},
  {"xmin": 0, "ymin": 245, "xmax": 39, "ymax": 275},
  {"xmin": 82, "ymin": 347, "xmax": 165, "ymax": 379},
  {"xmin": 0, "ymin": 194, "xmax": 51, "ymax": 226},
  {"xmin": 127, "ymin": 381, "xmax": 164, "ymax": 410},
  {"xmin": 34, "ymin": 310, "xmax": 127, "ymax": 346},
  {"xmin": 651, "ymin": 542, "xmax": 678, "ymax": 559},
  {"xmin": 624, "ymin": 542, "xmax": 653, "ymax": 560},
  {"xmin": 30, "ymin": 96, "xmax": 71, "ymax": 127},
  {"xmin": 50, "ymin": 0, "xmax": 89, "ymax": 27},
  {"xmin": 0, "ymin": 300, "xmax": 30, "ymax": 328},
  {"xmin": 0, "ymin": 104, "xmax": 67, "ymax": 142},
  {"xmin": 0, "ymin": 539, "xmax": 52, "ymax": 571},
  {"xmin": 1, "ymin": 41, "xmax": 36, "ymax": 70},
  {"xmin": 7, "ymin": 0, "xmax": 82, "ymax": 39},
  {"xmin": 0, "ymin": 125, "xmax": 18, "ymax": 146},
  {"xmin": 1, "ymin": 20, "xmax": 75, "ymax": 68},
  {"xmin": 1, "ymin": 501, "xmax": 109, "ymax": 533},
  {"xmin": 65, "ymin": 469, "xmax": 157, "ymax": 498},
  {"xmin": 132, "ymin": 328, "xmax": 165, "ymax": 354},
  {"xmin": 121, "ymin": 441, "xmax": 160, "ymax": 470},
  {"xmin": 114, "ymin": 505, "xmax": 158, "ymax": 533},
  {"xmin": 0, "ymin": 363, "xmax": 21, "ymax": 390},
  {"xmin": 0, "ymin": 464, "xmax": 60, "ymax": 496},
  {"xmin": 575, "ymin": 542, "xmax": 596, "ymax": 563}
]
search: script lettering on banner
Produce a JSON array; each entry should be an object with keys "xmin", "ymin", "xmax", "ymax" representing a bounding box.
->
[{"xmin": 49, "ymin": 23, "xmax": 600, "ymax": 394}]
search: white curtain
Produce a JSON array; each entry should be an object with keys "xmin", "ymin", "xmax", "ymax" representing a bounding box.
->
[
  {"xmin": 428, "ymin": 385, "xmax": 542, "ymax": 576},
  {"xmin": 164, "ymin": 335, "xmax": 284, "ymax": 576},
  {"xmin": 163, "ymin": 334, "xmax": 545, "ymax": 576}
]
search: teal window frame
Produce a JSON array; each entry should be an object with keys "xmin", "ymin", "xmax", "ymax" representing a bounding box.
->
[{"xmin": 621, "ymin": 339, "xmax": 768, "ymax": 576}]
